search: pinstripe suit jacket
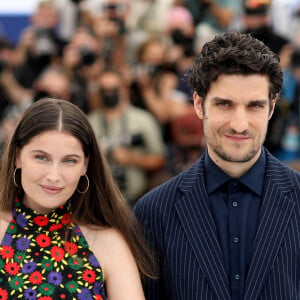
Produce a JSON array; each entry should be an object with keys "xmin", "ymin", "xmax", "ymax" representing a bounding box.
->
[{"xmin": 134, "ymin": 149, "xmax": 300, "ymax": 300}]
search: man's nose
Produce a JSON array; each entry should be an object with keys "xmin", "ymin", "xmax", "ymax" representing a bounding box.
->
[{"xmin": 230, "ymin": 107, "xmax": 249, "ymax": 133}]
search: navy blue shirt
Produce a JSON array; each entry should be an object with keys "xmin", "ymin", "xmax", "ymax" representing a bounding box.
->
[{"xmin": 205, "ymin": 149, "xmax": 266, "ymax": 299}]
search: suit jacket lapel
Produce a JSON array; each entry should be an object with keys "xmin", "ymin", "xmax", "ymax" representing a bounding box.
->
[
  {"xmin": 175, "ymin": 157, "xmax": 231, "ymax": 300},
  {"xmin": 243, "ymin": 153, "xmax": 296, "ymax": 300}
]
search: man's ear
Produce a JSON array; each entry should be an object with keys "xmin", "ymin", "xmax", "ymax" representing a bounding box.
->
[
  {"xmin": 268, "ymin": 95, "xmax": 278, "ymax": 120},
  {"xmin": 193, "ymin": 92, "xmax": 204, "ymax": 120}
]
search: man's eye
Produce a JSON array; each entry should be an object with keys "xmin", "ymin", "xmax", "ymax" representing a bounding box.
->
[
  {"xmin": 249, "ymin": 103, "xmax": 264, "ymax": 109},
  {"xmin": 217, "ymin": 102, "xmax": 231, "ymax": 108}
]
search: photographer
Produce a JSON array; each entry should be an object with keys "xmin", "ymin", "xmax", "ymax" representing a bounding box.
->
[
  {"xmin": 13, "ymin": 0, "xmax": 67, "ymax": 89},
  {"xmin": 61, "ymin": 26, "xmax": 104, "ymax": 112},
  {"xmin": 88, "ymin": 68, "xmax": 166, "ymax": 204},
  {"xmin": 88, "ymin": 0, "xmax": 129, "ymax": 68}
]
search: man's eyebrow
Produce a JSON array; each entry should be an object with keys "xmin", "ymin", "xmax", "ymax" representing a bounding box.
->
[
  {"xmin": 210, "ymin": 97, "xmax": 233, "ymax": 104},
  {"xmin": 248, "ymin": 100, "xmax": 269, "ymax": 105},
  {"xmin": 211, "ymin": 97, "xmax": 269, "ymax": 105}
]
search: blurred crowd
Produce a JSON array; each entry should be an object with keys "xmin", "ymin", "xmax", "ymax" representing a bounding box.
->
[{"xmin": 1, "ymin": 0, "xmax": 300, "ymax": 203}]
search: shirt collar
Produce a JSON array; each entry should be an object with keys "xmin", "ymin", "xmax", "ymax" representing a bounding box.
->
[{"xmin": 205, "ymin": 148, "xmax": 266, "ymax": 196}]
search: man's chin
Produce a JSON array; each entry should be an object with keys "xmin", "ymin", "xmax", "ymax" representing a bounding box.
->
[{"xmin": 215, "ymin": 147, "xmax": 260, "ymax": 163}]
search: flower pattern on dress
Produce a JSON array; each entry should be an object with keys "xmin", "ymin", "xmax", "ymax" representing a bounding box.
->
[{"xmin": 0, "ymin": 199, "xmax": 106, "ymax": 300}]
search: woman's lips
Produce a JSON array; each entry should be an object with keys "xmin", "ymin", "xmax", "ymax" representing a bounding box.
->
[{"xmin": 40, "ymin": 185, "xmax": 63, "ymax": 194}]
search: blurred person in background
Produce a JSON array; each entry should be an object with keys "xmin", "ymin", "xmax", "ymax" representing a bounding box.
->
[
  {"xmin": 52, "ymin": 0, "xmax": 80, "ymax": 41},
  {"xmin": 0, "ymin": 38, "xmax": 19, "ymax": 124},
  {"xmin": 241, "ymin": 0, "xmax": 293, "ymax": 156},
  {"xmin": 0, "ymin": 66, "xmax": 78, "ymax": 157},
  {"xmin": 192, "ymin": 0, "xmax": 243, "ymax": 44},
  {"xmin": 270, "ymin": 0, "xmax": 300, "ymax": 42},
  {"xmin": 242, "ymin": 0, "xmax": 289, "ymax": 56},
  {"xmin": 130, "ymin": 36, "xmax": 192, "ymax": 145},
  {"xmin": 80, "ymin": 0, "xmax": 130, "ymax": 68},
  {"xmin": 88, "ymin": 68, "xmax": 166, "ymax": 205},
  {"xmin": 275, "ymin": 48, "xmax": 300, "ymax": 162},
  {"xmin": 13, "ymin": 0, "xmax": 67, "ymax": 89},
  {"xmin": 129, "ymin": 6, "xmax": 205, "ymax": 178},
  {"xmin": 61, "ymin": 25, "xmax": 104, "ymax": 112},
  {"xmin": 125, "ymin": 0, "xmax": 174, "ymax": 64},
  {"xmin": 130, "ymin": 6, "xmax": 196, "ymax": 125}
]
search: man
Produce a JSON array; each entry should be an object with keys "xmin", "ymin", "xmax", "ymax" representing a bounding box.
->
[
  {"xmin": 88, "ymin": 68, "xmax": 166, "ymax": 204},
  {"xmin": 134, "ymin": 31, "xmax": 300, "ymax": 299}
]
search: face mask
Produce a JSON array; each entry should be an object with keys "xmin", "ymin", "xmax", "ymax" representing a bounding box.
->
[
  {"xmin": 171, "ymin": 29, "xmax": 190, "ymax": 45},
  {"xmin": 170, "ymin": 29, "xmax": 194, "ymax": 56},
  {"xmin": 100, "ymin": 88, "xmax": 120, "ymax": 108}
]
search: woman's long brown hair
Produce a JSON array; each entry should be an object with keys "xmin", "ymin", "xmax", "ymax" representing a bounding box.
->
[{"xmin": 0, "ymin": 98, "xmax": 157, "ymax": 279}]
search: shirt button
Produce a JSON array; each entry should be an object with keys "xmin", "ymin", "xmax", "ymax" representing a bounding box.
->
[
  {"xmin": 234, "ymin": 274, "xmax": 240, "ymax": 280},
  {"xmin": 233, "ymin": 237, "xmax": 239, "ymax": 243},
  {"xmin": 232, "ymin": 201, "xmax": 238, "ymax": 207}
]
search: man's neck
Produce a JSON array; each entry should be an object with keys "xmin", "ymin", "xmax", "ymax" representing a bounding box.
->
[{"xmin": 207, "ymin": 148, "xmax": 262, "ymax": 178}]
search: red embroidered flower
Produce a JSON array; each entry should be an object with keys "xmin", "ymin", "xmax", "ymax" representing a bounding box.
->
[
  {"xmin": 29, "ymin": 271, "xmax": 43, "ymax": 284},
  {"xmin": 82, "ymin": 269, "xmax": 96, "ymax": 284},
  {"xmin": 0, "ymin": 245, "xmax": 14, "ymax": 259},
  {"xmin": 38, "ymin": 297, "xmax": 53, "ymax": 300},
  {"xmin": 0, "ymin": 287, "xmax": 8, "ymax": 300},
  {"xmin": 61, "ymin": 213, "xmax": 70, "ymax": 225},
  {"xmin": 49, "ymin": 224, "xmax": 63, "ymax": 232},
  {"xmin": 33, "ymin": 216, "xmax": 49, "ymax": 226},
  {"xmin": 50, "ymin": 246, "xmax": 65, "ymax": 262},
  {"xmin": 64, "ymin": 242, "xmax": 78, "ymax": 255},
  {"xmin": 36, "ymin": 234, "xmax": 51, "ymax": 248},
  {"xmin": 4, "ymin": 262, "xmax": 20, "ymax": 275},
  {"xmin": 95, "ymin": 296, "xmax": 103, "ymax": 300}
]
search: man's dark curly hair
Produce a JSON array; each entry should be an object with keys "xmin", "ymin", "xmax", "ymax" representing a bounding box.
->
[{"xmin": 189, "ymin": 31, "xmax": 283, "ymax": 101}]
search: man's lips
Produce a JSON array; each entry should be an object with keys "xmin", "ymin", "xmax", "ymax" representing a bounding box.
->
[{"xmin": 224, "ymin": 134, "xmax": 250, "ymax": 142}]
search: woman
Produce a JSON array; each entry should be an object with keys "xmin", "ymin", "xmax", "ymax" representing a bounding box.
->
[{"xmin": 0, "ymin": 98, "xmax": 155, "ymax": 299}]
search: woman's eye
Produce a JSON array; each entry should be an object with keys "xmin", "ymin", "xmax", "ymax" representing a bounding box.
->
[
  {"xmin": 65, "ymin": 159, "xmax": 76, "ymax": 164},
  {"xmin": 36, "ymin": 155, "xmax": 47, "ymax": 161}
]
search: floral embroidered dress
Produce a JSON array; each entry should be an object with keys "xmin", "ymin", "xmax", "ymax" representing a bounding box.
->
[{"xmin": 0, "ymin": 199, "xmax": 106, "ymax": 300}]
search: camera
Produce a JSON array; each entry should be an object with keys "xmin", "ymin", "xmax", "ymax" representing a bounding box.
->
[
  {"xmin": 78, "ymin": 47, "xmax": 97, "ymax": 66},
  {"xmin": 101, "ymin": 133, "xmax": 145, "ymax": 152},
  {"xmin": 34, "ymin": 28, "xmax": 56, "ymax": 57}
]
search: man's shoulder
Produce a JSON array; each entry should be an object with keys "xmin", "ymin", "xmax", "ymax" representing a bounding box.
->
[
  {"xmin": 265, "ymin": 150, "xmax": 300, "ymax": 187},
  {"xmin": 134, "ymin": 158, "xmax": 204, "ymax": 215}
]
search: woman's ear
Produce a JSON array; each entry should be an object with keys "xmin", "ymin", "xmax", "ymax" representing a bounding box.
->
[
  {"xmin": 193, "ymin": 92, "xmax": 204, "ymax": 120},
  {"xmin": 81, "ymin": 156, "xmax": 89, "ymax": 176},
  {"xmin": 15, "ymin": 149, "xmax": 21, "ymax": 169}
]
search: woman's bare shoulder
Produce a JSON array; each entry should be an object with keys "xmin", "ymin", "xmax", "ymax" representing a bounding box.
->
[
  {"xmin": 78, "ymin": 225, "xmax": 144, "ymax": 299},
  {"xmin": 79, "ymin": 225, "xmax": 135, "ymax": 270},
  {"xmin": 0, "ymin": 210, "xmax": 12, "ymax": 244},
  {"xmin": 0, "ymin": 210, "xmax": 12, "ymax": 220},
  {"xmin": 79, "ymin": 225, "xmax": 128, "ymax": 251}
]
